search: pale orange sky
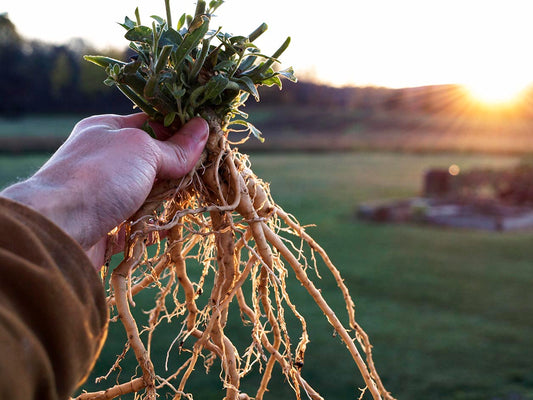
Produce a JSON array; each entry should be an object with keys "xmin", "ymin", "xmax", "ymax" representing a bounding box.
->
[{"xmin": 5, "ymin": 0, "xmax": 533, "ymax": 94}]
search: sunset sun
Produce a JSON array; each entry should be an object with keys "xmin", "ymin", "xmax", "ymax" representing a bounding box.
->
[
  {"xmin": 465, "ymin": 79, "xmax": 529, "ymax": 106},
  {"xmin": 462, "ymin": 60, "xmax": 533, "ymax": 107}
]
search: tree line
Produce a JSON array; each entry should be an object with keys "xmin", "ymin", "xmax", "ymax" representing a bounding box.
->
[
  {"xmin": 0, "ymin": 13, "xmax": 132, "ymax": 116},
  {"xmin": 2, "ymin": 13, "xmax": 532, "ymax": 119}
]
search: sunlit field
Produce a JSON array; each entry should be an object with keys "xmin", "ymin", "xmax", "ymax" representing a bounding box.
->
[
  {"xmin": 4, "ymin": 105, "xmax": 533, "ymax": 155},
  {"xmin": 2, "ymin": 150, "xmax": 533, "ymax": 400}
]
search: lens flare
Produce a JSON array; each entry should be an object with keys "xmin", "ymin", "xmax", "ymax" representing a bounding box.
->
[{"xmin": 449, "ymin": 164, "xmax": 460, "ymax": 176}]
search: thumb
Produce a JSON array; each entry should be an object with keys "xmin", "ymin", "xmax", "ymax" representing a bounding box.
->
[{"xmin": 155, "ymin": 117, "xmax": 209, "ymax": 179}]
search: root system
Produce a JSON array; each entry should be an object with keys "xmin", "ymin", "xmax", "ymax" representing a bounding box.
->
[{"xmin": 79, "ymin": 2, "xmax": 394, "ymax": 399}]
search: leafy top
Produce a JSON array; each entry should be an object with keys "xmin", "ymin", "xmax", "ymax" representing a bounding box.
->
[{"xmin": 85, "ymin": 0, "xmax": 296, "ymax": 141}]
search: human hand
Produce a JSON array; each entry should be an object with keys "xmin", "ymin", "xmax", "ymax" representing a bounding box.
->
[{"xmin": 0, "ymin": 113, "xmax": 208, "ymax": 268}]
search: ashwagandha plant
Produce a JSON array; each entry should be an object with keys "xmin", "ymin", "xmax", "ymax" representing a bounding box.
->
[{"xmin": 79, "ymin": 1, "xmax": 394, "ymax": 399}]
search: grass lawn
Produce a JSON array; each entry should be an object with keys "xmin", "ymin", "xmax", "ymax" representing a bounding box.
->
[
  {"xmin": 0, "ymin": 115, "xmax": 84, "ymax": 137},
  {"xmin": 248, "ymin": 153, "xmax": 533, "ymax": 400},
  {"xmin": 2, "ymin": 151, "xmax": 532, "ymax": 400},
  {"xmin": 0, "ymin": 154, "xmax": 51, "ymax": 187}
]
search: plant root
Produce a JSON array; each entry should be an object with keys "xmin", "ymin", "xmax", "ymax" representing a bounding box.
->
[{"xmin": 74, "ymin": 114, "xmax": 394, "ymax": 400}]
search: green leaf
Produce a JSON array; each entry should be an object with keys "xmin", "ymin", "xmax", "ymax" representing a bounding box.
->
[
  {"xmin": 177, "ymin": 13, "xmax": 187, "ymax": 30},
  {"xmin": 278, "ymin": 67, "xmax": 297, "ymax": 82},
  {"xmin": 229, "ymin": 35, "xmax": 247, "ymax": 45},
  {"xmin": 123, "ymin": 58, "xmax": 142, "ymax": 74},
  {"xmin": 116, "ymin": 83, "xmax": 159, "ymax": 119},
  {"xmin": 216, "ymin": 32, "xmax": 230, "ymax": 42},
  {"xmin": 120, "ymin": 16, "xmax": 137, "ymax": 30},
  {"xmin": 238, "ymin": 54, "xmax": 258, "ymax": 73},
  {"xmin": 159, "ymin": 70, "xmax": 174, "ymax": 82},
  {"xmin": 208, "ymin": 0, "xmax": 224, "ymax": 13},
  {"xmin": 249, "ymin": 123, "xmax": 265, "ymax": 142},
  {"xmin": 189, "ymin": 86, "xmax": 205, "ymax": 107},
  {"xmin": 189, "ymin": 37, "xmax": 212, "ymax": 82},
  {"xmin": 144, "ymin": 75, "xmax": 158, "ymax": 98},
  {"xmin": 151, "ymin": 15, "xmax": 166, "ymax": 26},
  {"xmin": 248, "ymin": 23, "xmax": 268, "ymax": 42},
  {"xmin": 238, "ymin": 58, "xmax": 270, "ymax": 80},
  {"xmin": 213, "ymin": 60, "xmax": 235, "ymax": 72},
  {"xmin": 128, "ymin": 43, "xmax": 150, "ymax": 64},
  {"xmin": 245, "ymin": 43, "xmax": 259, "ymax": 52},
  {"xmin": 84, "ymin": 55, "xmax": 125, "ymax": 70},
  {"xmin": 103, "ymin": 77, "xmax": 116, "ymax": 87},
  {"xmin": 128, "ymin": 41, "xmax": 142, "ymax": 54},
  {"xmin": 116, "ymin": 70, "xmax": 147, "ymax": 96},
  {"xmin": 178, "ymin": 71, "xmax": 189, "ymax": 87},
  {"xmin": 260, "ymin": 74, "xmax": 282, "ymax": 88},
  {"xmin": 159, "ymin": 27, "xmax": 183, "ymax": 48},
  {"xmin": 125, "ymin": 25, "xmax": 153, "ymax": 44},
  {"xmin": 164, "ymin": 112, "xmax": 177, "ymax": 127},
  {"xmin": 203, "ymin": 74, "xmax": 229, "ymax": 101},
  {"xmin": 167, "ymin": 83, "xmax": 186, "ymax": 99},
  {"xmin": 154, "ymin": 45, "xmax": 173, "ymax": 73},
  {"xmin": 233, "ymin": 76, "xmax": 259, "ymax": 101},
  {"xmin": 142, "ymin": 120, "xmax": 157, "ymax": 138},
  {"xmin": 112, "ymin": 63, "xmax": 121, "ymax": 76},
  {"xmin": 172, "ymin": 15, "xmax": 209, "ymax": 68}
]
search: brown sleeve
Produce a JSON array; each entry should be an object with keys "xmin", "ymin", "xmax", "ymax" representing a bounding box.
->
[{"xmin": 0, "ymin": 197, "xmax": 108, "ymax": 400}]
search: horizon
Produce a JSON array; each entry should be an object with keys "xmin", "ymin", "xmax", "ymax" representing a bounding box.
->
[{"xmin": 5, "ymin": 0, "xmax": 533, "ymax": 103}]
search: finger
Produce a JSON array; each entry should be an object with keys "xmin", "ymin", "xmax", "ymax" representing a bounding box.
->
[
  {"xmin": 146, "ymin": 119, "xmax": 174, "ymax": 141},
  {"xmin": 117, "ymin": 114, "xmax": 176, "ymax": 141},
  {"xmin": 115, "ymin": 113, "xmax": 150, "ymax": 130},
  {"xmin": 155, "ymin": 117, "xmax": 209, "ymax": 179},
  {"xmin": 76, "ymin": 113, "xmax": 148, "ymax": 133}
]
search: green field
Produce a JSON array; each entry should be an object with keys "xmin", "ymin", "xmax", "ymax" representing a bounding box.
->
[
  {"xmin": 5, "ymin": 108, "xmax": 533, "ymax": 155},
  {"xmin": 2, "ymin": 150, "xmax": 532, "ymax": 400}
]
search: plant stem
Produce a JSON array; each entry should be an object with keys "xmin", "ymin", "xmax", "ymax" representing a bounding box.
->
[
  {"xmin": 135, "ymin": 7, "xmax": 141, "ymax": 26},
  {"xmin": 189, "ymin": 38, "xmax": 211, "ymax": 83},
  {"xmin": 194, "ymin": 0, "xmax": 206, "ymax": 17},
  {"xmin": 154, "ymin": 45, "xmax": 173, "ymax": 73},
  {"xmin": 256, "ymin": 36, "xmax": 291, "ymax": 75},
  {"xmin": 248, "ymin": 23, "xmax": 268, "ymax": 42},
  {"xmin": 116, "ymin": 83, "xmax": 160, "ymax": 120},
  {"xmin": 165, "ymin": 0, "xmax": 172, "ymax": 28}
]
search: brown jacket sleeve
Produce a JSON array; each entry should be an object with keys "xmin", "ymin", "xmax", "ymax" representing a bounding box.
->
[{"xmin": 0, "ymin": 197, "xmax": 108, "ymax": 400}]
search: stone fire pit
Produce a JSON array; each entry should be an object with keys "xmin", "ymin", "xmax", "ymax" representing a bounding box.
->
[
  {"xmin": 357, "ymin": 197, "xmax": 533, "ymax": 231},
  {"xmin": 357, "ymin": 166, "xmax": 533, "ymax": 232}
]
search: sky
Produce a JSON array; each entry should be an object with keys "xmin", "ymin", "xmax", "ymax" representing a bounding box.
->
[{"xmin": 5, "ymin": 0, "xmax": 533, "ymax": 95}]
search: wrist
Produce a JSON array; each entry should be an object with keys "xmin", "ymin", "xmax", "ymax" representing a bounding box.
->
[{"xmin": 0, "ymin": 177, "xmax": 88, "ymax": 249}]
